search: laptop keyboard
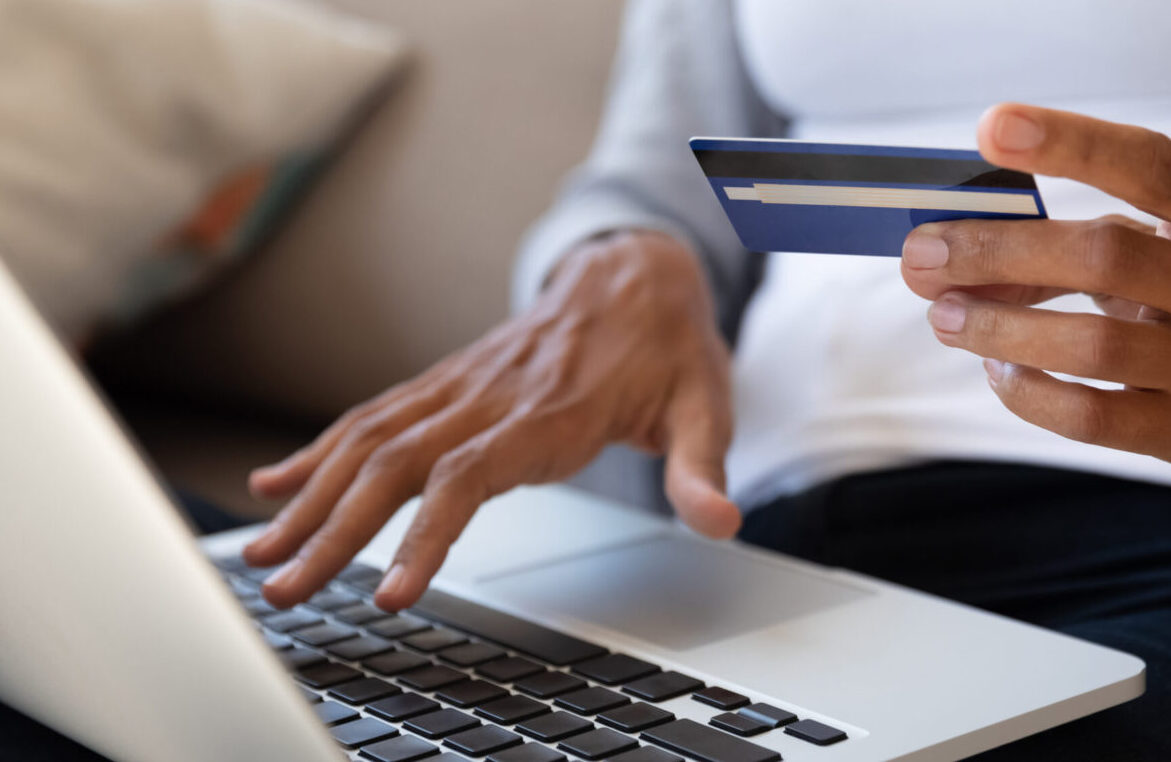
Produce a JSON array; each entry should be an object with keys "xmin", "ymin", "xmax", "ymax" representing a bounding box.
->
[{"xmin": 213, "ymin": 556, "xmax": 848, "ymax": 761}]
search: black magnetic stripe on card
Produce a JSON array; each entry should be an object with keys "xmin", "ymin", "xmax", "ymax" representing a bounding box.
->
[{"xmin": 693, "ymin": 150, "xmax": 1037, "ymax": 190}]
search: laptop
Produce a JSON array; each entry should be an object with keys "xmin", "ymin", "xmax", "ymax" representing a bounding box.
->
[{"xmin": 0, "ymin": 260, "xmax": 1144, "ymax": 762}]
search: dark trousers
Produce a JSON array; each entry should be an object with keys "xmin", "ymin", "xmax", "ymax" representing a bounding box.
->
[{"xmin": 739, "ymin": 461, "xmax": 1171, "ymax": 761}]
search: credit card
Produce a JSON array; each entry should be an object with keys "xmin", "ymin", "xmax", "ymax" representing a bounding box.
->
[{"xmin": 690, "ymin": 138, "xmax": 1047, "ymax": 256}]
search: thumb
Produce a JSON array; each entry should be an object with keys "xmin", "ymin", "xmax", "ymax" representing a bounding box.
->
[{"xmin": 662, "ymin": 380, "xmax": 741, "ymax": 539}]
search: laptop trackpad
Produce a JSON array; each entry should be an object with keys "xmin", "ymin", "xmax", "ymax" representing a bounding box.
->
[{"xmin": 476, "ymin": 534, "xmax": 871, "ymax": 652}]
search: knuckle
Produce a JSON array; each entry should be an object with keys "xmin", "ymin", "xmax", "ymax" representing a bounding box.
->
[
  {"xmin": 948, "ymin": 222, "xmax": 1007, "ymax": 278},
  {"xmin": 342, "ymin": 415, "xmax": 389, "ymax": 449},
  {"xmin": 1081, "ymin": 220, "xmax": 1135, "ymax": 292},
  {"xmin": 1078, "ymin": 317, "xmax": 1128, "ymax": 374},
  {"xmin": 969, "ymin": 301, "xmax": 1011, "ymax": 343},
  {"xmin": 362, "ymin": 440, "xmax": 412, "ymax": 478},
  {"xmin": 1064, "ymin": 387, "xmax": 1112, "ymax": 444},
  {"xmin": 1141, "ymin": 132, "xmax": 1171, "ymax": 206},
  {"xmin": 430, "ymin": 447, "xmax": 484, "ymax": 488}
]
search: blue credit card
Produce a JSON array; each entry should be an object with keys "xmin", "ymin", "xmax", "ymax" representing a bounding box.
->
[{"xmin": 690, "ymin": 138, "xmax": 1047, "ymax": 256}]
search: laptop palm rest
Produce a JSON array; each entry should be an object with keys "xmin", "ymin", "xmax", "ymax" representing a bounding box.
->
[{"xmin": 475, "ymin": 534, "xmax": 872, "ymax": 652}]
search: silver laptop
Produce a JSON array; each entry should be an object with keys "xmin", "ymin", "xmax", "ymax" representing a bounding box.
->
[{"xmin": 0, "ymin": 260, "xmax": 1144, "ymax": 762}]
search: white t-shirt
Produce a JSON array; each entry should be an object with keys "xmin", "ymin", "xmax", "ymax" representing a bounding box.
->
[{"xmin": 726, "ymin": 0, "xmax": 1171, "ymax": 505}]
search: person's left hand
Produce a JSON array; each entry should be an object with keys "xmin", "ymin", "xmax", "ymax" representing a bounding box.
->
[{"xmin": 902, "ymin": 103, "xmax": 1171, "ymax": 461}]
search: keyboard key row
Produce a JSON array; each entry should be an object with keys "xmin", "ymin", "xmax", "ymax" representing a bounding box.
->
[{"xmin": 229, "ymin": 560, "xmax": 848, "ymax": 756}]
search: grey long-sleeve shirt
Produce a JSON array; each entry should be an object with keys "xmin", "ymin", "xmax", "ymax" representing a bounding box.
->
[{"xmin": 511, "ymin": 0, "xmax": 786, "ymax": 343}]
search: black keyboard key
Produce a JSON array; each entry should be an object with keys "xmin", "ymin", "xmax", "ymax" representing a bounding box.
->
[
  {"xmin": 488, "ymin": 743, "xmax": 567, "ymax": 762},
  {"xmin": 609, "ymin": 748, "xmax": 683, "ymax": 762},
  {"xmin": 445, "ymin": 725, "xmax": 524, "ymax": 757},
  {"xmin": 477, "ymin": 657, "xmax": 544, "ymax": 683},
  {"xmin": 738, "ymin": 705, "xmax": 795, "ymax": 730},
  {"xmin": 280, "ymin": 647, "xmax": 327, "ymax": 670},
  {"xmin": 263, "ymin": 607, "xmax": 323, "ymax": 633},
  {"xmin": 783, "ymin": 719, "xmax": 846, "ymax": 746},
  {"xmin": 329, "ymin": 635, "xmax": 396, "ymax": 661},
  {"xmin": 369, "ymin": 693, "xmax": 441, "ymax": 722},
  {"xmin": 475, "ymin": 695, "xmax": 551, "ymax": 725},
  {"xmin": 365, "ymin": 650, "xmax": 431, "ymax": 676},
  {"xmin": 404, "ymin": 628, "xmax": 470, "ymax": 653},
  {"xmin": 572, "ymin": 655, "xmax": 659, "ymax": 686},
  {"xmin": 239, "ymin": 565, "xmax": 279, "ymax": 583},
  {"xmin": 623, "ymin": 672, "xmax": 704, "ymax": 703},
  {"xmin": 337, "ymin": 603, "xmax": 393, "ymax": 625},
  {"xmin": 292, "ymin": 622, "xmax": 360, "ymax": 647},
  {"xmin": 441, "ymin": 642, "xmax": 508, "ymax": 667},
  {"xmin": 557, "ymin": 728, "xmax": 638, "ymax": 760},
  {"xmin": 339, "ymin": 563, "xmax": 385, "ymax": 583},
  {"xmin": 597, "ymin": 703, "xmax": 674, "ymax": 733},
  {"xmin": 436, "ymin": 753, "xmax": 472, "ymax": 762},
  {"xmin": 361, "ymin": 734, "xmax": 441, "ymax": 762},
  {"xmin": 230, "ymin": 577, "xmax": 259, "ymax": 597},
  {"xmin": 691, "ymin": 688, "xmax": 749, "ymax": 711},
  {"xmin": 332, "ymin": 717, "xmax": 399, "ymax": 749},
  {"xmin": 709, "ymin": 714, "xmax": 768, "ymax": 738},
  {"xmin": 309, "ymin": 588, "xmax": 362, "ymax": 611},
  {"xmin": 300, "ymin": 686, "xmax": 323, "ymax": 703},
  {"xmin": 554, "ymin": 687, "xmax": 629, "ymax": 716},
  {"xmin": 296, "ymin": 662, "xmax": 363, "ymax": 689},
  {"xmin": 411, "ymin": 590, "xmax": 607, "ymax": 667},
  {"xmin": 338, "ymin": 565, "xmax": 385, "ymax": 594},
  {"xmin": 314, "ymin": 700, "xmax": 360, "ymax": 726},
  {"xmin": 369, "ymin": 614, "xmax": 433, "ymax": 639},
  {"xmin": 514, "ymin": 672, "xmax": 586, "ymax": 699},
  {"xmin": 516, "ymin": 712, "xmax": 594, "ymax": 743},
  {"xmin": 437, "ymin": 679, "xmax": 509, "ymax": 708},
  {"xmin": 400, "ymin": 665, "xmax": 469, "ymax": 691},
  {"xmin": 242, "ymin": 596, "xmax": 278, "ymax": 616},
  {"xmin": 262, "ymin": 629, "xmax": 294, "ymax": 650},
  {"xmin": 329, "ymin": 677, "xmax": 402, "ymax": 705},
  {"xmin": 213, "ymin": 554, "xmax": 249, "ymax": 572},
  {"xmin": 642, "ymin": 719, "xmax": 779, "ymax": 762},
  {"xmin": 405, "ymin": 708, "xmax": 482, "ymax": 739}
]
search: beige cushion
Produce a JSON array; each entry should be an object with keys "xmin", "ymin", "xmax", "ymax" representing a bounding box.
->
[
  {"xmin": 102, "ymin": 0, "xmax": 624, "ymax": 422},
  {"xmin": 0, "ymin": 0, "xmax": 405, "ymax": 343}
]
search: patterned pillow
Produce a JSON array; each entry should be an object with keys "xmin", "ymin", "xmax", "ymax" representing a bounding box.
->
[{"xmin": 0, "ymin": 0, "xmax": 407, "ymax": 343}]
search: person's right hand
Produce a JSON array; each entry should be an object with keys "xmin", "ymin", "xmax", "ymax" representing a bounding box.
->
[{"xmin": 243, "ymin": 230, "xmax": 742, "ymax": 611}]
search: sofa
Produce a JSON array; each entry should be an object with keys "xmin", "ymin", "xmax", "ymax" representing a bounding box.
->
[{"xmin": 89, "ymin": 0, "xmax": 669, "ymax": 523}]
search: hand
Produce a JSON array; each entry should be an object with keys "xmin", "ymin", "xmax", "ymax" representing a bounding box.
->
[
  {"xmin": 243, "ymin": 230, "xmax": 741, "ymax": 610},
  {"xmin": 902, "ymin": 103, "xmax": 1171, "ymax": 460}
]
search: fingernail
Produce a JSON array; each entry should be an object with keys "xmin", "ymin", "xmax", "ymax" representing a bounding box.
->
[
  {"xmin": 928, "ymin": 298, "xmax": 967, "ymax": 333},
  {"xmin": 994, "ymin": 112, "xmax": 1045, "ymax": 152},
  {"xmin": 983, "ymin": 358, "xmax": 1011, "ymax": 388},
  {"xmin": 903, "ymin": 232, "xmax": 949, "ymax": 268},
  {"xmin": 251, "ymin": 462, "xmax": 284, "ymax": 480},
  {"xmin": 245, "ymin": 526, "xmax": 277, "ymax": 556},
  {"xmin": 375, "ymin": 563, "xmax": 406, "ymax": 602},
  {"xmin": 264, "ymin": 558, "xmax": 303, "ymax": 590}
]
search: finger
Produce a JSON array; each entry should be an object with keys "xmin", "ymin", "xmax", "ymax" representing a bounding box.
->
[
  {"xmin": 249, "ymin": 380, "xmax": 445, "ymax": 500},
  {"xmin": 902, "ymin": 217, "xmax": 1171, "ymax": 313},
  {"xmin": 662, "ymin": 374, "xmax": 740, "ymax": 540},
  {"xmin": 1139, "ymin": 222, "xmax": 1171, "ymax": 324},
  {"xmin": 976, "ymin": 103, "xmax": 1171, "ymax": 220},
  {"xmin": 928, "ymin": 292, "xmax": 1171, "ymax": 390},
  {"xmin": 984, "ymin": 361, "xmax": 1171, "ymax": 460},
  {"xmin": 260, "ymin": 431, "xmax": 435, "ymax": 608},
  {"xmin": 373, "ymin": 414, "xmax": 591, "ymax": 611},
  {"xmin": 243, "ymin": 389, "xmax": 454, "ymax": 569}
]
